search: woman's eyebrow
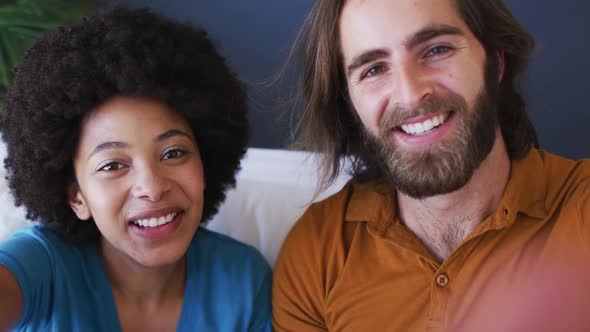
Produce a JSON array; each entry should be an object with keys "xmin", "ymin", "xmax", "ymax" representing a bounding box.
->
[
  {"xmin": 88, "ymin": 141, "xmax": 129, "ymax": 160},
  {"xmin": 155, "ymin": 129, "xmax": 193, "ymax": 142}
]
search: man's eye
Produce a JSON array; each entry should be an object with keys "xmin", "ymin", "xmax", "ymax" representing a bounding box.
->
[
  {"xmin": 425, "ymin": 45, "xmax": 452, "ymax": 58},
  {"xmin": 162, "ymin": 149, "xmax": 186, "ymax": 160},
  {"xmin": 98, "ymin": 162, "xmax": 125, "ymax": 172},
  {"xmin": 361, "ymin": 64, "xmax": 387, "ymax": 80}
]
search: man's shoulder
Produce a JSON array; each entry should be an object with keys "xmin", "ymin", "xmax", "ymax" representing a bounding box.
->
[
  {"xmin": 539, "ymin": 150, "xmax": 590, "ymax": 193},
  {"xmin": 300, "ymin": 178, "xmax": 394, "ymax": 225},
  {"xmin": 279, "ymin": 179, "xmax": 389, "ymax": 256},
  {"xmin": 534, "ymin": 150, "xmax": 590, "ymax": 216},
  {"xmin": 539, "ymin": 150, "xmax": 590, "ymax": 174},
  {"xmin": 308, "ymin": 180, "xmax": 355, "ymax": 215},
  {"xmin": 291, "ymin": 179, "xmax": 364, "ymax": 234}
]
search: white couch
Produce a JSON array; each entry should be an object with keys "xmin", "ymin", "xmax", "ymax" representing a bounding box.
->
[{"xmin": 0, "ymin": 140, "xmax": 350, "ymax": 266}]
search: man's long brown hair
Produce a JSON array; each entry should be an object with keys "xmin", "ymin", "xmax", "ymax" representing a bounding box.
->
[{"xmin": 292, "ymin": 0, "xmax": 538, "ymax": 190}]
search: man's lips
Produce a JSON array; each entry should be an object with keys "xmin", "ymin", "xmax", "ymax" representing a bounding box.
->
[
  {"xmin": 396, "ymin": 111, "xmax": 453, "ymax": 136},
  {"xmin": 389, "ymin": 110, "xmax": 456, "ymax": 146}
]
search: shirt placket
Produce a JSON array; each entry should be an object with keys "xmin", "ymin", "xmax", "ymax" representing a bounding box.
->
[{"xmin": 426, "ymin": 268, "xmax": 451, "ymax": 332}]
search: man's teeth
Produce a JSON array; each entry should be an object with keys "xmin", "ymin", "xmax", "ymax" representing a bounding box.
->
[
  {"xmin": 133, "ymin": 212, "xmax": 177, "ymax": 228},
  {"xmin": 400, "ymin": 113, "xmax": 449, "ymax": 135}
]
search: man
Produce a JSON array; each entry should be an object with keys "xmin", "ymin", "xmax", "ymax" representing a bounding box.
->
[{"xmin": 273, "ymin": 0, "xmax": 590, "ymax": 331}]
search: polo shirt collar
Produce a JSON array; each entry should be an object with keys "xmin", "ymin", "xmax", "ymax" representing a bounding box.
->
[
  {"xmin": 499, "ymin": 148, "xmax": 548, "ymax": 221},
  {"xmin": 344, "ymin": 148, "xmax": 548, "ymax": 229}
]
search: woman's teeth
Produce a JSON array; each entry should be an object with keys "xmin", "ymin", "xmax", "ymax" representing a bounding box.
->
[
  {"xmin": 400, "ymin": 113, "xmax": 450, "ymax": 136},
  {"xmin": 133, "ymin": 212, "xmax": 177, "ymax": 228}
]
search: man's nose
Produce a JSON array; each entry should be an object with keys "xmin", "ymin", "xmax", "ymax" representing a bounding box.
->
[
  {"xmin": 393, "ymin": 62, "xmax": 433, "ymax": 110},
  {"xmin": 131, "ymin": 165, "xmax": 171, "ymax": 201}
]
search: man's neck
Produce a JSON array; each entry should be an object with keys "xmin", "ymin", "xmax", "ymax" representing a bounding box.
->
[{"xmin": 397, "ymin": 130, "xmax": 511, "ymax": 263}]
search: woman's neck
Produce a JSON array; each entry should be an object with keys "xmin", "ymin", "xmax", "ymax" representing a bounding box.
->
[{"xmin": 99, "ymin": 241, "xmax": 186, "ymax": 307}]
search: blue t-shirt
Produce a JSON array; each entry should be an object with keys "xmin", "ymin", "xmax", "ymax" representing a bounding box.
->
[{"xmin": 0, "ymin": 226, "xmax": 272, "ymax": 331}]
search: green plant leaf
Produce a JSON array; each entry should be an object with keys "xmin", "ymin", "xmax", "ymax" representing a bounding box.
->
[
  {"xmin": 1, "ymin": 30, "xmax": 25, "ymax": 69},
  {"xmin": 0, "ymin": 51, "xmax": 10, "ymax": 86},
  {"xmin": 0, "ymin": 0, "xmax": 97, "ymax": 101},
  {"xmin": 0, "ymin": 19, "xmax": 60, "ymax": 30},
  {"xmin": 7, "ymin": 25, "xmax": 41, "ymax": 39}
]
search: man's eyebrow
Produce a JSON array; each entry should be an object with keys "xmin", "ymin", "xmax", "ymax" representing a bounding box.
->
[
  {"xmin": 88, "ymin": 141, "xmax": 129, "ymax": 160},
  {"xmin": 347, "ymin": 49, "xmax": 389, "ymax": 77},
  {"xmin": 155, "ymin": 129, "xmax": 193, "ymax": 142},
  {"xmin": 346, "ymin": 25, "xmax": 463, "ymax": 77},
  {"xmin": 404, "ymin": 24, "xmax": 464, "ymax": 50}
]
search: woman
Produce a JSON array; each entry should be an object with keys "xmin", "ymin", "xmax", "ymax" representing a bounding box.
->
[{"xmin": 0, "ymin": 7, "xmax": 271, "ymax": 331}]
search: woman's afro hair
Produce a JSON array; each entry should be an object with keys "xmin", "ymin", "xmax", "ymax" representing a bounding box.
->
[{"xmin": 0, "ymin": 7, "xmax": 249, "ymax": 243}]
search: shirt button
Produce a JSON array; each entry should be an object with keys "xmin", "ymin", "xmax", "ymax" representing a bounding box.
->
[{"xmin": 436, "ymin": 273, "xmax": 449, "ymax": 287}]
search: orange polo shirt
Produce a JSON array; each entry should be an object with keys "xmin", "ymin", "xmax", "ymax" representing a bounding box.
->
[{"xmin": 272, "ymin": 149, "xmax": 590, "ymax": 332}]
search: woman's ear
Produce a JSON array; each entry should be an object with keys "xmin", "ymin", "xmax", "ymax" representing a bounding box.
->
[{"xmin": 68, "ymin": 183, "xmax": 91, "ymax": 220}]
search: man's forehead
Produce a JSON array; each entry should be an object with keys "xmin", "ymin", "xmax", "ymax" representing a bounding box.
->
[
  {"xmin": 339, "ymin": 0, "xmax": 467, "ymax": 41},
  {"xmin": 339, "ymin": 0, "xmax": 471, "ymax": 60},
  {"xmin": 340, "ymin": 0, "xmax": 461, "ymax": 19}
]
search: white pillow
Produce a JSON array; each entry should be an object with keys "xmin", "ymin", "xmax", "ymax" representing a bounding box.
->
[
  {"xmin": 0, "ymin": 139, "xmax": 350, "ymax": 267},
  {"xmin": 207, "ymin": 148, "xmax": 350, "ymax": 266}
]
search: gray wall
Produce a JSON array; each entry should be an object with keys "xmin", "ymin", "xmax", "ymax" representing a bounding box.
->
[{"xmin": 104, "ymin": 0, "xmax": 589, "ymax": 159}]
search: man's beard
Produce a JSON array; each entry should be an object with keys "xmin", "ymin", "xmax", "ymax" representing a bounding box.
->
[{"xmin": 362, "ymin": 85, "xmax": 499, "ymax": 199}]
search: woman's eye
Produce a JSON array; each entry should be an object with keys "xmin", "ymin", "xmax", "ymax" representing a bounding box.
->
[
  {"xmin": 98, "ymin": 162, "xmax": 125, "ymax": 172},
  {"xmin": 162, "ymin": 149, "xmax": 186, "ymax": 160}
]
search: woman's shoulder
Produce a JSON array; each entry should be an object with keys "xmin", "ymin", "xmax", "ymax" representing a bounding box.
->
[
  {"xmin": 187, "ymin": 227, "xmax": 271, "ymax": 281},
  {"xmin": 190, "ymin": 228, "xmax": 270, "ymax": 268},
  {"xmin": 0, "ymin": 225, "xmax": 97, "ymax": 279},
  {"xmin": 0, "ymin": 225, "xmax": 73, "ymax": 258},
  {"xmin": 181, "ymin": 228, "xmax": 272, "ymax": 330}
]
